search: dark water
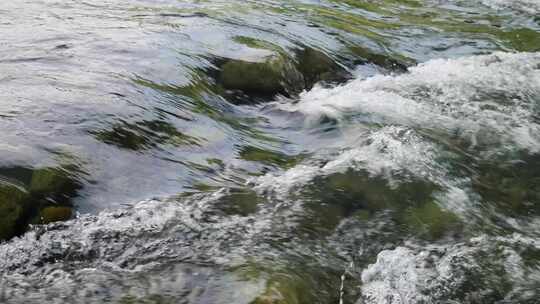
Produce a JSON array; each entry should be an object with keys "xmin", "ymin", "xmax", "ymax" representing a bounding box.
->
[{"xmin": 1, "ymin": 0, "xmax": 540, "ymax": 303}]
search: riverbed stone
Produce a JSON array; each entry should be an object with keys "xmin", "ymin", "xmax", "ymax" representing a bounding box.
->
[
  {"xmin": 29, "ymin": 167, "xmax": 81, "ymax": 203},
  {"xmin": 38, "ymin": 206, "xmax": 72, "ymax": 224},
  {"xmin": 349, "ymin": 45, "xmax": 414, "ymax": 72},
  {"xmin": 0, "ymin": 183, "xmax": 29, "ymax": 240},
  {"xmin": 251, "ymin": 279, "xmax": 303, "ymax": 304},
  {"xmin": 219, "ymin": 54, "xmax": 304, "ymax": 97},
  {"xmin": 296, "ymin": 48, "xmax": 350, "ymax": 88},
  {"xmin": 401, "ymin": 200, "xmax": 461, "ymax": 240},
  {"xmin": 30, "ymin": 168, "xmax": 70, "ymax": 194}
]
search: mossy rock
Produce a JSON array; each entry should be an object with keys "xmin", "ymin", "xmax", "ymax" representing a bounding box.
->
[
  {"xmin": 401, "ymin": 200, "xmax": 461, "ymax": 240},
  {"xmin": 293, "ymin": 170, "xmax": 442, "ymax": 238},
  {"xmin": 239, "ymin": 146, "xmax": 304, "ymax": 169},
  {"xmin": 244, "ymin": 266, "xmax": 348, "ymax": 304},
  {"xmin": 0, "ymin": 183, "xmax": 29, "ymax": 241},
  {"xmin": 234, "ymin": 258, "xmax": 357, "ymax": 304},
  {"xmin": 472, "ymin": 153, "xmax": 540, "ymax": 217},
  {"xmin": 93, "ymin": 119, "xmax": 200, "ymax": 151},
  {"xmin": 0, "ymin": 166, "xmax": 81, "ymax": 241},
  {"xmin": 239, "ymin": 266, "xmax": 317, "ymax": 304},
  {"xmin": 296, "ymin": 48, "xmax": 350, "ymax": 88},
  {"xmin": 251, "ymin": 279, "xmax": 303, "ymax": 304},
  {"xmin": 219, "ymin": 36, "xmax": 353, "ymax": 101},
  {"xmin": 30, "ymin": 168, "xmax": 72, "ymax": 195},
  {"xmin": 310, "ymin": 170, "xmax": 439, "ymax": 213},
  {"xmin": 219, "ymin": 55, "xmax": 304, "ymax": 98},
  {"xmin": 216, "ymin": 188, "xmax": 260, "ymax": 216},
  {"xmin": 349, "ymin": 45, "xmax": 414, "ymax": 72},
  {"xmin": 499, "ymin": 28, "xmax": 540, "ymax": 52},
  {"xmin": 38, "ymin": 206, "xmax": 72, "ymax": 224}
]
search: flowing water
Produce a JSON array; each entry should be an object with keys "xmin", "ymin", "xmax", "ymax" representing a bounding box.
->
[{"xmin": 1, "ymin": 0, "xmax": 540, "ymax": 303}]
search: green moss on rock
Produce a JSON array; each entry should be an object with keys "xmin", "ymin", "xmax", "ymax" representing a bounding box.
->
[
  {"xmin": 38, "ymin": 206, "xmax": 72, "ymax": 224},
  {"xmin": 219, "ymin": 55, "xmax": 304, "ymax": 97},
  {"xmin": 499, "ymin": 28, "xmax": 540, "ymax": 52},
  {"xmin": 93, "ymin": 119, "xmax": 201, "ymax": 151},
  {"xmin": 472, "ymin": 153, "xmax": 540, "ymax": 217},
  {"xmin": 30, "ymin": 167, "xmax": 72, "ymax": 195},
  {"xmin": 349, "ymin": 45, "xmax": 414, "ymax": 71},
  {"xmin": 293, "ymin": 170, "xmax": 462, "ymax": 240},
  {"xmin": 401, "ymin": 200, "xmax": 461, "ymax": 240},
  {"xmin": 216, "ymin": 188, "xmax": 260, "ymax": 216},
  {"xmin": 296, "ymin": 48, "xmax": 350, "ymax": 88},
  {"xmin": 251, "ymin": 277, "xmax": 305, "ymax": 304},
  {"xmin": 233, "ymin": 36, "xmax": 285, "ymax": 54},
  {"xmin": 0, "ymin": 183, "xmax": 29, "ymax": 241},
  {"xmin": 242, "ymin": 264, "xmax": 348, "ymax": 304},
  {"xmin": 239, "ymin": 146, "xmax": 304, "ymax": 169}
]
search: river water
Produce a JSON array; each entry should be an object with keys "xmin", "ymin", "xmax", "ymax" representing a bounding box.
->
[{"xmin": 0, "ymin": 0, "xmax": 539, "ymax": 303}]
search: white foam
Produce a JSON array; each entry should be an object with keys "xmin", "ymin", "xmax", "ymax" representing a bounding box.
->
[
  {"xmin": 0, "ymin": 192, "xmax": 273, "ymax": 303},
  {"xmin": 256, "ymin": 53, "xmax": 540, "ymax": 215},
  {"xmin": 360, "ymin": 234, "xmax": 540, "ymax": 303},
  {"xmin": 360, "ymin": 247, "xmax": 434, "ymax": 304},
  {"xmin": 479, "ymin": 0, "xmax": 540, "ymax": 14},
  {"xmin": 282, "ymin": 52, "xmax": 540, "ymax": 153},
  {"xmin": 254, "ymin": 126, "xmax": 442, "ymax": 195}
]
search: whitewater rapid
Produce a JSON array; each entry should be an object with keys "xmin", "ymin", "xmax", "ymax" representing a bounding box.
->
[{"xmin": 2, "ymin": 51, "xmax": 540, "ymax": 303}]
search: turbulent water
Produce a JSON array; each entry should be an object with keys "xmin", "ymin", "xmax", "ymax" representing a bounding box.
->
[{"xmin": 1, "ymin": 0, "xmax": 539, "ymax": 303}]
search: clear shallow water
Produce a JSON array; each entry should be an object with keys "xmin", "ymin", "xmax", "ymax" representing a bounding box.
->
[{"xmin": 0, "ymin": 0, "xmax": 539, "ymax": 303}]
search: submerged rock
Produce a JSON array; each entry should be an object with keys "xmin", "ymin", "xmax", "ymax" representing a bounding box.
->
[
  {"xmin": 38, "ymin": 206, "xmax": 72, "ymax": 224},
  {"xmin": 236, "ymin": 261, "xmax": 347, "ymax": 304},
  {"xmin": 219, "ymin": 37, "xmax": 351, "ymax": 101},
  {"xmin": 239, "ymin": 146, "xmax": 304, "ymax": 169},
  {"xmin": 296, "ymin": 170, "xmax": 462, "ymax": 240},
  {"xmin": 401, "ymin": 200, "xmax": 461, "ymax": 240},
  {"xmin": 0, "ymin": 183, "xmax": 29, "ymax": 241},
  {"xmin": 296, "ymin": 48, "xmax": 351, "ymax": 89},
  {"xmin": 30, "ymin": 167, "xmax": 74, "ymax": 195},
  {"xmin": 219, "ymin": 55, "xmax": 304, "ymax": 97},
  {"xmin": 0, "ymin": 165, "xmax": 82, "ymax": 241},
  {"xmin": 92, "ymin": 119, "xmax": 201, "ymax": 151},
  {"xmin": 349, "ymin": 45, "xmax": 414, "ymax": 72},
  {"xmin": 471, "ymin": 153, "xmax": 540, "ymax": 218}
]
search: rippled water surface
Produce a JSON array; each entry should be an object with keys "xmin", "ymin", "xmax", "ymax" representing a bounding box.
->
[{"xmin": 1, "ymin": 0, "xmax": 539, "ymax": 303}]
